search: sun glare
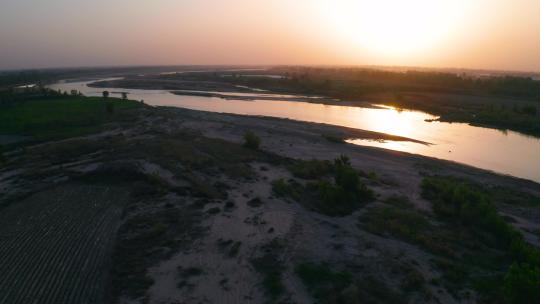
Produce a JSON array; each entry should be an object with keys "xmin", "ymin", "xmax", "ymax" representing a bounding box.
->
[{"xmin": 320, "ymin": 0, "xmax": 473, "ymax": 57}]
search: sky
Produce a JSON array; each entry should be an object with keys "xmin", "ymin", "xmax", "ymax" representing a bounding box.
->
[{"xmin": 1, "ymin": 0, "xmax": 540, "ymax": 71}]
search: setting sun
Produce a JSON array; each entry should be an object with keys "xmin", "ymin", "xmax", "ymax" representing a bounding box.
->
[{"xmin": 320, "ymin": 0, "xmax": 474, "ymax": 57}]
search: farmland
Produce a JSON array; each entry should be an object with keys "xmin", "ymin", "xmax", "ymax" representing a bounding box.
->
[{"xmin": 0, "ymin": 184, "xmax": 125, "ymax": 304}]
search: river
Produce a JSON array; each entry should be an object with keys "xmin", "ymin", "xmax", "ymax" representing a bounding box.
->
[{"xmin": 48, "ymin": 79, "xmax": 540, "ymax": 183}]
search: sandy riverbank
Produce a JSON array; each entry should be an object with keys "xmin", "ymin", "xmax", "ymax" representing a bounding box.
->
[{"xmin": 1, "ymin": 105, "xmax": 538, "ymax": 304}]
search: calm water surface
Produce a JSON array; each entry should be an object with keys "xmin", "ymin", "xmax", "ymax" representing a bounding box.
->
[{"xmin": 49, "ymin": 80, "xmax": 540, "ymax": 183}]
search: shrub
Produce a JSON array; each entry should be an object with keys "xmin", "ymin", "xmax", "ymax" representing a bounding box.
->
[
  {"xmin": 271, "ymin": 178, "xmax": 302, "ymax": 201},
  {"xmin": 289, "ymin": 159, "xmax": 333, "ymax": 179},
  {"xmin": 295, "ymin": 263, "xmax": 353, "ymax": 302},
  {"xmin": 322, "ymin": 134, "xmax": 345, "ymax": 144},
  {"xmin": 311, "ymin": 180, "xmax": 351, "ymax": 215},
  {"xmin": 310, "ymin": 179, "xmax": 373, "ymax": 216},
  {"xmin": 421, "ymin": 175, "xmax": 540, "ymax": 302},
  {"xmin": 277, "ymin": 156, "xmax": 374, "ymax": 216},
  {"xmin": 243, "ymin": 131, "xmax": 260, "ymax": 150},
  {"xmin": 510, "ymin": 238, "xmax": 540, "ymax": 266},
  {"xmin": 362, "ymin": 205, "xmax": 430, "ymax": 243},
  {"xmin": 334, "ymin": 154, "xmax": 351, "ymax": 166},
  {"xmin": 503, "ymin": 263, "xmax": 540, "ymax": 304},
  {"xmin": 251, "ymin": 240, "xmax": 286, "ymax": 299},
  {"xmin": 334, "ymin": 159, "xmax": 359, "ymax": 191},
  {"xmin": 421, "ymin": 176, "xmax": 518, "ymax": 247}
]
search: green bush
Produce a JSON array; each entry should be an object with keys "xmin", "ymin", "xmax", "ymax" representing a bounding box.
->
[
  {"xmin": 503, "ymin": 263, "xmax": 540, "ymax": 303},
  {"xmin": 421, "ymin": 176, "xmax": 518, "ymax": 247},
  {"xmin": 276, "ymin": 156, "xmax": 374, "ymax": 216},
  {"xmin": 289, "ymin": 159, "xmax": 333, "ymax": 179},
  {"xmin": 243, "ymin": 131, "xmax": 260, "ymax": 150},
  {"xmin": 510, "ymin": 238, "xmax": 540, "ymax": 266},
  {"xmin": 271, "ymin": 178, "xmax": 302, "ymax": 201},
  {"xmin": 421, "ymin": 175, "xmax": 540, "ymax": 302},
  {"xmin": 362, "ymin": 205, "xmax": 430, "ymax": 244},
  {"xmin": 309, "ymin": 179, "xmax": 373, "ymax": 216}
]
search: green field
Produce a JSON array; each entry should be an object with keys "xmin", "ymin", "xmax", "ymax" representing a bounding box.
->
[{"xmin": 0, "ymin": 97, "xmax": 143, "ymax": 141}]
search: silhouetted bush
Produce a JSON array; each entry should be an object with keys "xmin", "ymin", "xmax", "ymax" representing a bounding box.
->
[
  {"xmin": 322, "ymin": 134, "xmax": 345, "ymax": 144},
  {"xmin": 243, "ymin": 131, "xmax": 260, "ymax": 150}
]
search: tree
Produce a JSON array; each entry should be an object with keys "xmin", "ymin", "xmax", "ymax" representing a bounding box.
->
[
  {"xmin": 121, "ymin": 92, "xmax": 127, "ymax": 100},
  {"xmin": 102, "ymin": 91, "xmax": 109, "ymax": 99}
]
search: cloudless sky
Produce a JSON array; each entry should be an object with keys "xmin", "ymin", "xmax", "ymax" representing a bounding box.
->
[{"xmin": 1, "ymin": 0, "xmax": 540, "ymax": 71}]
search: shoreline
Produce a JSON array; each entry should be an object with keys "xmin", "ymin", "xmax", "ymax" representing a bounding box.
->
[{"xmin": 158, "ymin": 106, "xmax": 540, "ymax": 189}]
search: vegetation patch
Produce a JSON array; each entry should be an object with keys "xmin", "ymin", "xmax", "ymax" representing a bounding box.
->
[
  {"xmin": 243, "ymin": 131, "xmax": 261, "ymax": 150},
  {"xmin": 111, "ymin": 207, "xmax": 204, "ymax": 300},
  {"xmin": 273, "ymin": 156, "xmax": 374, "ymax": 216},
  {"xmin": 420, "ymin": 175, "xmax": 540, "ymax": 303},
  {"xmin": 322, "ymin": 134, "xmax": 346, "ymax": 144},
  {"xmin": 295, "ymin": 262, "xmax": 407, "ymax": 304},
  {"xmin": 295, "ymin": 263, "xmax": 352, "ymax": 302},
  {"xmin": 0, "ymin": 96, "xmax": 143, "ymax": 141},
  {"xmin": 271, "ymin": 178, "xmax": 303, "ymax": 201},
  {"xmin": 288, "ymin": 159, "xmax": 334, "ymax": 179},
  {"xmin": 251, "ymin": 239, "xmax": 286, "ymax": 300},
  {"xmin": 421, "ymin": 176, "xmax": 520, "ymax": 248},
  {"xmin": 361, "ymin": 196, "xmax": 431, "ymax": 245},
  {"xmin": 122, "ymin": 132, "xmax": 283, "ymax": 181}
]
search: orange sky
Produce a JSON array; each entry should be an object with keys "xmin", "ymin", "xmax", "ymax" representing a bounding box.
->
[{"xmin": 1, "ymin": 0, "xmax": 540, "ymax": 71}]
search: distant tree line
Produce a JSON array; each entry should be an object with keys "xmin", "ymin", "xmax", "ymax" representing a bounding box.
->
[
  {"xmin": 0, "ymin": 87, "xmax": 78, "ymax": 105},
  {"xmin": 268, "ymin": 67, "xmax": 540, "ymax": 101}
]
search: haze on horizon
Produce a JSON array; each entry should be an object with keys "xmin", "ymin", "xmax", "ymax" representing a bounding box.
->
[{"xmin": 1, "ymin": 0, "xmax": 540, "ymax": 72}]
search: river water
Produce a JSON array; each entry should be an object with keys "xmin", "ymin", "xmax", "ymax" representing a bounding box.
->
[{"xmin": 48, "ymin": 79, "xmax": 540, "ymax": 183}]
